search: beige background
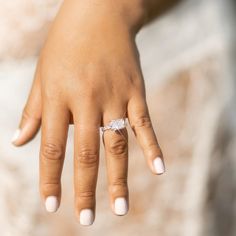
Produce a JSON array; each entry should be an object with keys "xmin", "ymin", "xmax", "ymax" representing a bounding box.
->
[{"xmin": 0, "ymin": 0, "xmax": 235, "ymax": 235}]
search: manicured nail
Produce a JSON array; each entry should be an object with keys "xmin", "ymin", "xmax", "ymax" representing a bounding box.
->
[
  {"xmin": 114, "ymin": 197, "xmax": 128, "ymax": 215},
  {"xmin": 153, "ymin": 157, "xmax": 165, "ymax": 174},
  {"xmin": 11, "ymin": 129, "xmax": 21, "ymax": 143},
  {"xmin": 45, "ymin": 196, "xmax": 59, "ymax": 213},
  {"xmin": 80, "ymin": 209, "xmax": 94, "ymax": 226}
]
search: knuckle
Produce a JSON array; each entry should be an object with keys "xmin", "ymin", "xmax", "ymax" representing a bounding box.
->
[
  {"xmin": 108, "ymin": 138, "xmax": 127, "ymax": 156},
  {"xmin": 79, "ymin": 190, "xmax": 95, "ymax": 200},
  {"xmin": 112, "ymin": 177, "xmax": 127, "ymax": 187},
  {"xmin": 77, "ymin": 149, "xmax": 99, "ymax": 166},
  {"xmin": 133, "ymin": 115, "xmax": 152, "ymax": 129},
  {"xmin": 41, "ymin": 143, "xmax": 63, "ymax": 161},
  {"xmin": 147, "ymin": 142, "xmax": 160, "ymax": 150}
]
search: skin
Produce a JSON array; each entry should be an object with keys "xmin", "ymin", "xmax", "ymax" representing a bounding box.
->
[{"xmin": 12, "ymin": 0, "xmax": 180, "ymax": 226}]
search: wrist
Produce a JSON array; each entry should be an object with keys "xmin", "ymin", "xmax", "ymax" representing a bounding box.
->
[{"xmin": 62, "ymin": 0, "xmax": 146, "ymax": 34}]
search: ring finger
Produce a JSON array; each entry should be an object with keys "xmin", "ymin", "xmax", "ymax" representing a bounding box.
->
[{"xmin": 102, "ymin": 109, "xmax": 129, "ymax": 216}]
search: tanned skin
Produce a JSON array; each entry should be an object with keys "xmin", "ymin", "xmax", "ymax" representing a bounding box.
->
[{"xmin": 12, "ymin": 0, "xmax": 179, "ymax": 226}]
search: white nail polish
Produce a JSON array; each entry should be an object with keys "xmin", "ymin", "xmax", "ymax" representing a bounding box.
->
[
  {"xmin": 80, "ymin": 209, "xmax": 94, "ymax": 226},
  {"xmin": 11, "ymin": 129, "xmax": 21, "ymax": 143},
  {"xmin": 153, "ymin": 157, "xmax": 165, "ymax": 174},
  {"xmin": 45, "ymin": 196, "xmax": 59, "ymax": 213},
  {"xmin": 114, "ymin": 197, "xmax": 128, "ymax": 215}
]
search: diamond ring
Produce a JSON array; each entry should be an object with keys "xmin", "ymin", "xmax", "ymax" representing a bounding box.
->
[{"xmin": 100, "ymin": 118, "xmax": 127, "ymax": 133}]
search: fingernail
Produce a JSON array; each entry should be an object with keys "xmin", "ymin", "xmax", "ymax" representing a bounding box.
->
[
  {"xmin": 45, "ymin": 196, "xmax": 59, "ymax": 213},
  {"xmin": 11, "ymin": 129, "xmax": 21, "ymax": 143},
  {"xmin": 153, "ymin": 157, "xmax": 165, "ymax": 174},
  {"xmin": 114, "ymin": 197, "xmax": 128, "ymax": 215},
  {"xmin": 80, "ymin": 209, "xmax": 94, "ymax": 226}
]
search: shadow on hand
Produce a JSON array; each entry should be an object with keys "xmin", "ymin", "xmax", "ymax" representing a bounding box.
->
[{"xmin": 145, "ymin": 0, "xmax": 182, "ymax": 24}]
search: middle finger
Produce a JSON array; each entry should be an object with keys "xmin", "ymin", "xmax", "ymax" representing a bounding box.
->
[{"xmin": 73, "ymin": 105, "xmax": 101, "ymax": 226}]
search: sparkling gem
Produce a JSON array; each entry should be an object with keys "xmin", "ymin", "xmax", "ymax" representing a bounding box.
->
[{"xmin": 110, "ymin": 119, "xmax": 126, "ymax": 130}]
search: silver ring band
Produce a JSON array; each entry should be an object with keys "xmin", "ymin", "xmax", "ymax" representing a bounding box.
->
[{"xmin": 100, "ymin": 118, "xmax": 127, "ymax": 133}]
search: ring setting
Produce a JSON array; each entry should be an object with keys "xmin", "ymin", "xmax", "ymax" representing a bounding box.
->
[{"xmin": 100, "ymin": 118, "xmax": 127, "ymax": 133}]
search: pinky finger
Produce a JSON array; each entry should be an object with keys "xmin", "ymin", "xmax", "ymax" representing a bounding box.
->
[{"xmin": 127, "ymin": 95, "xmax": 165, "ymax": 175}]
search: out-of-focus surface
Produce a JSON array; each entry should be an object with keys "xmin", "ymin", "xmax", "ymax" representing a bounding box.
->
[{"xmin": 0, "ymin": 0, "xmax": 236, "ymax": 235}]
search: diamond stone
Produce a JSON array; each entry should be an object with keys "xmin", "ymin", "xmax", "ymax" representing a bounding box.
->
[{"xmin": 110, "ymin": 119, "xmax": 126, "ymax": 131}]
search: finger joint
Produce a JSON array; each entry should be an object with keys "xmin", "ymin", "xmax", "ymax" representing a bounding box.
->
[
  {"xmin": 77, "ymin": 149, "xmax": 99, "ymax": 167},
  {"xmin": 112, "ymin": 177, "xmax": 127, "ymax": 187},
  {"xmin": 79, "ymin": 190, "xmax": 95, "ymax": 200},
  {"xmin": 41, "ymin": 143, "xmax": 63, "ymax": 161},
  {"xmin": 132, "ymin": 115, "xmax": 152, "ymax": 129},
  {"xmin": 107, "ymin": 139, "xmax": 127, "ymax": 156}
]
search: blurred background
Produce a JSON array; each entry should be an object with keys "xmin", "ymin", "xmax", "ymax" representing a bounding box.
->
[{"xmin": 0, "ymin": 0, "xmax": 236, "ymax": 235}]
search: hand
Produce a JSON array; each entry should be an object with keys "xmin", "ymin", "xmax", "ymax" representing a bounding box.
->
[{"xmin": 12, "ymin": 0, "xmax": 165, "ymax": 226}]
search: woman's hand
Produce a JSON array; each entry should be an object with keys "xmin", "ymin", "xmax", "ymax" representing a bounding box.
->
[{"xmin": 12, "ymin": 0, "xmax": 165, "ymax": 226}]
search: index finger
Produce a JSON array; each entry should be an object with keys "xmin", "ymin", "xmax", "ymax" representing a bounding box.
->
[{"xmin": 40, "ymin": 99, "xmax": 69, "ymax": 212}]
